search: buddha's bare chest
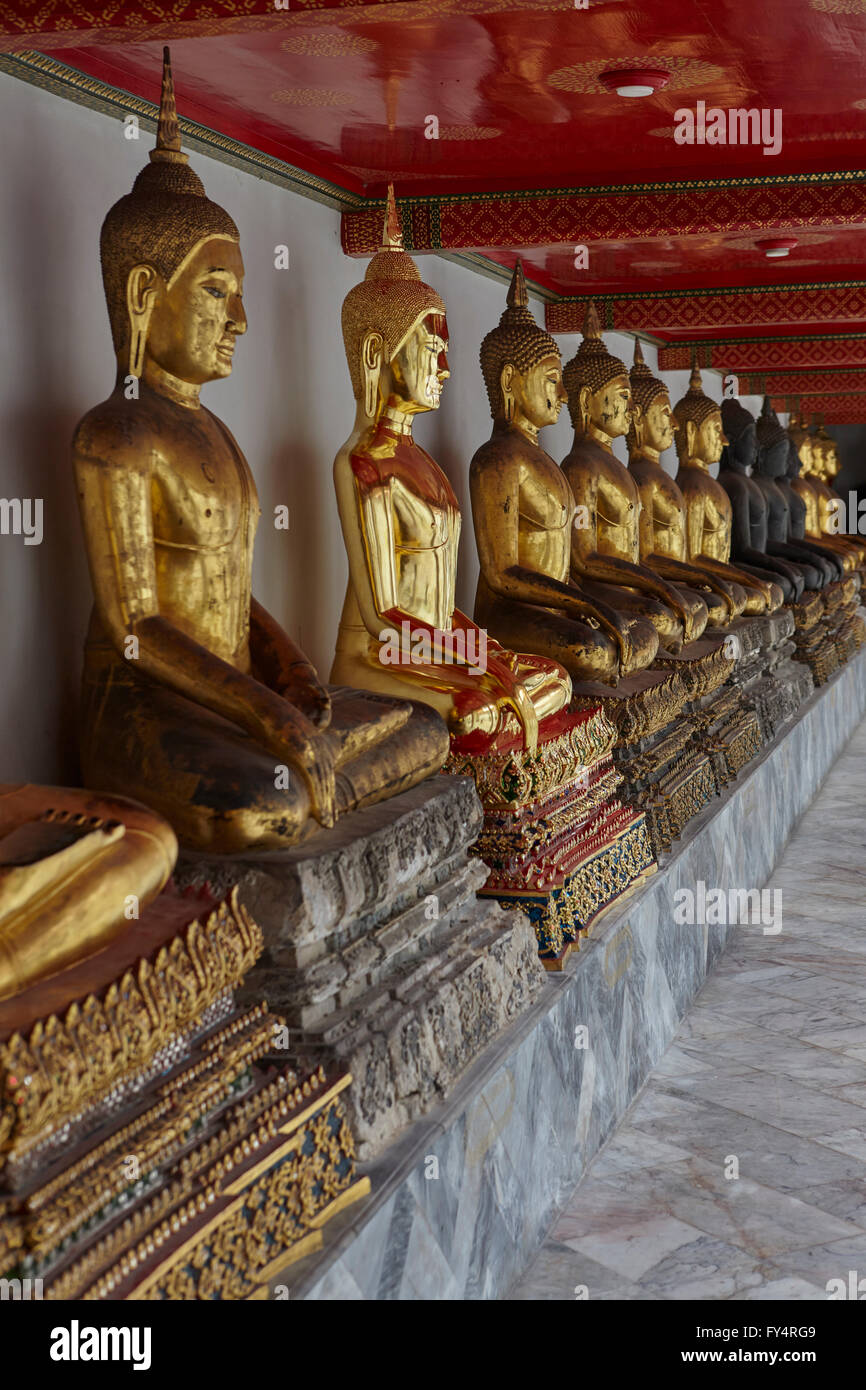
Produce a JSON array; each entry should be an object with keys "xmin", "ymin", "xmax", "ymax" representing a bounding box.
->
[
  {"xmin": 591, "ymin": 457, "xmax": 639, "ymax": 523},
  {"xmin": 149, "ymin": 419, "xmax": 259, "ymax": 552},
  {"xmin": 518, "ymin": 458, "xmax": 572, "ymax": 531}
]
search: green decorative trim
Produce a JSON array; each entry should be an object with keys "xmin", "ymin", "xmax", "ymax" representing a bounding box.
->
[
  {"xmin": 349, "ymin": 171, "xmax": 866, "ymax": 208},
  {"xmin": 666, "ymin": 331, "xmax": 866, "ymax": 349},
  {"xmin": 557, "ymin": 279, "xmax": 866, "ymax": 306}
]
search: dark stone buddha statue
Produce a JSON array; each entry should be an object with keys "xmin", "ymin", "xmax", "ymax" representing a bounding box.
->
[
  {"xmin": 753, "ymin": 398, "xmax": 838, "ymax": 588},
  {"xmin": 718, "ymin": 399, "xmax": 810, "ymax": 602}
]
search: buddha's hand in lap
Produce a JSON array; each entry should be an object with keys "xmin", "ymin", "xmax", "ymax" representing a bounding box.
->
[
  {"xmin": 288, "ymin": 673, "xmax": 332, "ymax": 731},
  {"xmin": 276, "ymin": 660, "xmax": 332, "ymax": 731}
]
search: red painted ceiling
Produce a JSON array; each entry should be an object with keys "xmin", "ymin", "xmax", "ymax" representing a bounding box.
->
[{"xmin": 5, "ymin": 0, "xmax": 866, "ymax": 392}]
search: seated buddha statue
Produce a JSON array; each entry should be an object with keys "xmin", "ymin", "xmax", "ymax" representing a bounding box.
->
[
  {"xmin": 0, "ymin": 784, "xmax": 176, "ymax": 1001},
  {"xmin": 753, "ymin": 398, "xmax": 837, "ymax": 588},
  {"xmin": 781, "ymin": 414, "xmax": 844, "ymax": 580},
  {"xmin": 717, "ymin": 398, "xmax": 810, "ymax": 602},
  {"xmin": 468, "ymin": 264, "xmax": 658, "ymax": 686},
  {"xmin": 74, "ymin": 51, "xmax": 448, "ymax": 854},
  {"xmin": 809, "ymin": 422, "xmax": 866, "ymax": 565},
  {"xmin": 560, "ymin": 305, "xmax": 708, "ymax": 652},
  {"xmin": 672, "ymin": 363, "xmax": 783, "ymax": 615},
  {"xmin": 626, "ymin": 341, "xmax": 745, "ymax": 627},
  {"xmin": 788, "ymin": 415, "xmax": 859, "ymax": 572},
  {"xmin": 330, "ymin": 197, "xmax": 570, "ymax": 756}
]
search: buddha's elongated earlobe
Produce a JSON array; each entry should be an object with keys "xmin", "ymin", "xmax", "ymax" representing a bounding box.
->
[
  {"xmin": 361, "ymin": 331, "xmax": 383, "ymax": 421},
  {"xmin": 126, "ymin": 264, "xmax": 158, "ymax": 380}
]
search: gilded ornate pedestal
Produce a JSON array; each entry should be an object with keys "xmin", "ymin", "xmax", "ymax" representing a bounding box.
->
[
  {"xmin": 0, "ymin": 881, "xmax": 367, "ymax": 1299},
  {"xmin": 445, "ymin": 706, "xmax": 655, "ymax": 967}
]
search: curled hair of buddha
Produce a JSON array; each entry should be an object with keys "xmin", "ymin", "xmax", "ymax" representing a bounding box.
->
[
  {"xmin": 341, "ymin": 185, "xmax": 446, "ymax": 401},
  {"xmin": 479, "ymin": 261, "xmax": 561, "ymax": 419},
  {"xmin": 562, "ymin": 302, "xmax": 628, "ymax": 426},
  {"xmin": 672, "ymin": 358, "xmax": 721, "ymax": 455},
  {"xmin": 720, "ymin": 396, "xmax": 754, "ymax": 445},
  {"xmin": 812, "ymin": 418, "xmax": 832, "ymax": 450},
  {"xmin": 787, "ymin": 407, "xmax": 812, "ymax": 458},
  {"xmin": 755, "ymin": 395, "xmax": 788, "ymax": 452},
  {"xmin": 100, "ymin": 48, "xmax": 239, "ymax": 357},
  {"xmin": 627, "ymin": 338, "xmax": 668, "ymax": 447}
]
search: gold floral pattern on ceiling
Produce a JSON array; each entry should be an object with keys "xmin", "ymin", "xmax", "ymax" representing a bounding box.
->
[
  {"xmin": 270, "ymin": 87, "xmax": 354, "ymax": 107},
  {"xmin": 811, "ymin": 0, "xmax": 866, "ymax": 13},
  {"xmin": 280, "ymin": 32, "xmax": 377, "ymax": 56},
  {"xmin": 439, "ymin": 124, "xmax": 501, "ymax": 140}
]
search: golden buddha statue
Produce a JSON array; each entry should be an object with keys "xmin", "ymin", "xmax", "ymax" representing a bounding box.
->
[
  {"xmin": 789, "ymin": 414, "xmax": 859, "ymax": 571},
  {"xmin": 74, "ymin": 51, "xmax": 447, "ymax": 853},
  {"xmin": 560, "ymin": 306, "xmax": 708, "ymax": 652},
  {"xmin": 330, "ymin": 199, "xmax": 570, "ymax": 755},
  {"xmin": 0, "ymin": 784, "xmax": 176, "ymax": 1002},
  {"xmin": 809, "ymin": 422, "xmax": 866, "ymax": 565},
  {"xmin": 672, "ymin": 363, "xmax": 784, "ymax": 614},
  {"xmin": 626, "ymin": 341, "xmax": 744, "ymax": 626},
  {"xmin": 468, "ymin": 264, "xmax": 658, "ymax": 686}
]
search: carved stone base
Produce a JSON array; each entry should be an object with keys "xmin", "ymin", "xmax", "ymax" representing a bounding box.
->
[
  {"xmin": 724, "ymin": 610, "xmax": 814, "ymax": 742},
  {"xmin": 570, "ymin": 666, "xmax": 686, "ymax": 742},
  {"xmin": 175, "ymin": 778, "xmax": 546, "ymax": 1159},
  {"xmin": 572, "ymin": 653, "xmax": 730, "ymax": 859},
  {"xmin": 790, "ymin": 593, "xmax": 840, "ymax": 686}
]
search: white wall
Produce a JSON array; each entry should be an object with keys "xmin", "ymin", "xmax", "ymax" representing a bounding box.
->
[{"xmin": 0, "ymin": 69, "xmax": 726, "ymax": 785}]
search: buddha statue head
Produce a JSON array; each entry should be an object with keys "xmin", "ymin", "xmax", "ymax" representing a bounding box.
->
[
  {"xmin": 755, "ymin": 396, "xmax": 790, "ymax": 480},
  {"xmin": 811, "ymin": 420, "xmax": 834, "ymax": 481},
  {"xmin": 787, "ymin": 410, "xmax": 812, "ymax": 475},
  {"xmin": 341, "ymin": 185, "xmax": 448, "ymax": 426},
  {"xmin": 720, "ymin": 398, "xmax": 757, "ymax": 474},
  {"xmin": 479, "ymin": 261, "xmax": 566, "ymax": 441},
  {"xmin": 672, "ymin": 360, "xmax": 725, "ymax": 467},
  {"xmin": 627, "ymin": 339, "xmax": 677, "ymax": 458},
  {"xmin": 563, "ymin": 302, "xmax": 631, "ymax": 447},
  {"xmin": 824, "ymin": 431, "xmax": 841, "ymax": 482},
  {"xmin": 100, "ymin": 48, "xmax": 244, "ymax": 388}
]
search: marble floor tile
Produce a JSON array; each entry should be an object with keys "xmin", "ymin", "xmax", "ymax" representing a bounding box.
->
[
  {"xmin": 588, "ymin": 1130, "xmax": 693, "ymax": 1179},
  {"xmin": 586, "ymin": 1156, "xmax": 861, "ymax": 1259},
  {"xmin": 507, "ymin": 1242, "xmax": 656, "ymax": 1301},
  {"xmin": 507, "ymin": 714, "xmax": 866, "ymax": 1301}
]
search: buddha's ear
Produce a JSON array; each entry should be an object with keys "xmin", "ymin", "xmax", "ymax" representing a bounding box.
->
[
  {"xmin": 685, "ymin": 418, "xmax": 698, "ymax": 456},
  {"xmin": 578, "ymin": 383, "xmax": 592, "ymax": 433},
  {"xmin": 499, "ymin": 363, "xmax": 515, "ymax": 421},
  {"xmin": 361, "ymin": 330, "xmax": 384, "ymax": 422},
  {"xmin": 125, "ymin": 264, "xmax": 160, "ymax": 379},
  {"xmin": 630, "ymin": 401, "xmax": 644, "ymax": 441}
]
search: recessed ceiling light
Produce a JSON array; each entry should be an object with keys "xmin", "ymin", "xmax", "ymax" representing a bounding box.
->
[
  {"xmin": 599, "ymin": 68, "xmax": 671, "ymax": 98},
  {"xmin": 756, "ymin": 237, "xmax": 799, "ymax": 258}
]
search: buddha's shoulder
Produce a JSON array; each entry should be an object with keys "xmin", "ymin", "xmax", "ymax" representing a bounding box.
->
[{"xmin": 72, "ymin": 395, "xmax": 156, "ymax": 467}]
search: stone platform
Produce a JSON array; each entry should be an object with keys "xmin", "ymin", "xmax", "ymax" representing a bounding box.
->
[
  {"xmin": 176, "ymin": 777, "xmax": 545, "ymax": 1160},
  {"xmin": 269, "ymin": 647, "xmax": 866, "ymax": 1300}
]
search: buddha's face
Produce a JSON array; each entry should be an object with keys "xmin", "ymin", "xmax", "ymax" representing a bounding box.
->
[
  {"xmin": 589, "ymin": 373, "xmax": 632, "ymax": 439},
  {"xmin": 391, "ymin": 315, "xmax": 450, "ymax": 412},
  {"xmin": 510, "ymin": 353, "xmax": 567, "ymax": 429},
  {"xmin": 798, "ymin": 436, "xmax": 814, "ymax": 472},
  {"xmin": 694, "ymin": 411, "xmax": 725, "ymax": 465},
  {"xmin": 762, "ymin": 438, "xmax": 789, "ymax": 479},
  {"xmin": 144, "ymin": 237, "xmax": 246, "ymax": 384},
  {"xmin": 826, "ymin": 444, "xmax": 840, "ymax": 479},
  {"xmin": 643, "ymin": 391, "xmax": 678, "ymax": 453}
]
